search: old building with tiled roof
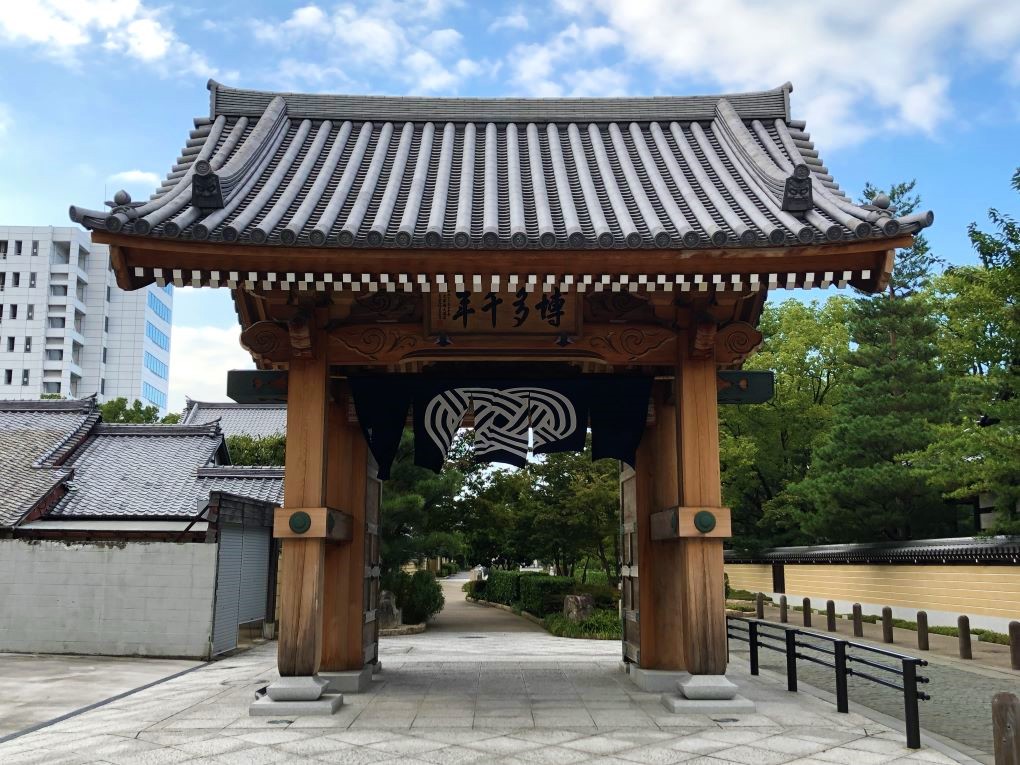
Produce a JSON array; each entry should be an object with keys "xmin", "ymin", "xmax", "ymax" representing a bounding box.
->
[
  {"xmin": 182, "ymin": 399, "xmax": 286, "ymax": 438},
  {"xmin": 0, "ymin": 398, "xmax": 285, "ymax": 658}
]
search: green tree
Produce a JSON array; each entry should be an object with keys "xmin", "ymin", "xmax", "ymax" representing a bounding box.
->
[
  {"xmin": 787, "ymin": 182, "xmax": 956, "ymax": 541},
  {"xmin": 720, "ymin": 297, "xmax": 854, "ymax": 548},
  {"xmin": 227, "ymin": 433, "xmax": 286, "ymax": 466},
  {"xmin": 379, "ymin": 430, "xmax": 466, "ymax": 575},
  {"xmin": 100, "ymin": 397, "xmax": 160, "ymax": 423},
  {"xmin": 908, "ymin": 168, "xmax": 1020, "ymax": 531}
]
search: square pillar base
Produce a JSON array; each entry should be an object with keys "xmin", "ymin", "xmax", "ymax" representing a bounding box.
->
[
  {"xmin": 321, "ymin": 665, "xmax": 373, "ymax": 693},
  {"xmin": 250, "ymin": 694, "xmax": 344, "ymax": 716},
  {"xmin": 660, "ymin": 693, "xmax": 756, "ymax": 715},
  {"xmin": 627, "ymin": 666, "xmax": 690, "ymax": 693}
]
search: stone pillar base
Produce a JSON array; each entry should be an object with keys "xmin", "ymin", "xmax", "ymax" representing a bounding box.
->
[
  {"xmin": 660, "ymin": 674, "xmax": 755, "ymax": 715},
  {"xmin": 627, "ymin": 666, "xmax": 690, "ymax": 693},
  {"xmin": 321, "ymin": 666, "xmax": 373, "ymax": 694},
  {"xmin": 250, "ymin": 694, "xmax": 344, "ymax": 716}
]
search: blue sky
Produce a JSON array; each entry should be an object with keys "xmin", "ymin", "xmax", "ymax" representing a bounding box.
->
[{"xmin": 1, "ymin": 0, "xmax": 1019, "ymax": 409}]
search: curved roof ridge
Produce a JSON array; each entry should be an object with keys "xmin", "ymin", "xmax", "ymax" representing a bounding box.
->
[{"xmin": 207, "ymin": 79, "xmax": 792, "ymax": 122}]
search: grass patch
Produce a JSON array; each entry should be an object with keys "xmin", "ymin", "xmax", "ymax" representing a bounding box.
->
[{"xmin": 544, "ymin": 609, "xmax": 621, "ymax": 640}]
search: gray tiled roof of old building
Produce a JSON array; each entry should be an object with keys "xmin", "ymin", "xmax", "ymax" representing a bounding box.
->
[
  {"xmin": 49, "ymin": 423, "xmax": 283, "ymax": 518},
  {"xmin": 182, "ymin": 400, "xmax": 287, "ymax": 438},
  {"xmin": 69, "ymin": 81, "xmax": 932, "ymax": 251},
  {"xmin": 0, "ymin": 398, "xmax": 100, "ymax": 528}
]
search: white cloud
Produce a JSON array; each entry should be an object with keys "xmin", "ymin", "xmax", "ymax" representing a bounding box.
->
[
  {"xmin": 108, "ymin": 169, "xmax": 161, "ymax": 189},
  {"xmin": 564, "ymin": 67, "xmax": 629, "ymax": 97},
  {"xmin": 423, "ymin": 27, "xmax": 461, "ymax": 53},
  {"xmin": 247, "ymin": 2, "xmax": 486, "ymax": 94},
  {"xmin": 167, "ymin": 325, "xmax": 254, "ymax": 413},
  {"xmin": 0, "ymin": 0, "xmax": 217, "ymax": 77},
  {"xmin": 489, "ymin": 11, "xmax": 529, "ymax": 32},
  {"xmin": 554, "ymin": 0, "xmax": 1020, "ymax": 146},
  {"xmin": 507, "ymin": 23, "xmax": 621, "ymax": 97}
]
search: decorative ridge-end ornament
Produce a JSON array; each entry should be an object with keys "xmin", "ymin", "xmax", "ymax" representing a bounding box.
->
[{"xmin": 782, "ymin": 163, "xmax": 812, "ymax": 213}]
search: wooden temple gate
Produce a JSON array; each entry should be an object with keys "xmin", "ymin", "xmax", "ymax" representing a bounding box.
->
[{"xmin": 72, "ymin": 80, "xmax": 930, "ymax": 702}]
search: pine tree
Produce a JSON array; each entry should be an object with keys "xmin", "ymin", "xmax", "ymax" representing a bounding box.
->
[{"xmin": 792, "ymin": 182, "xmax": 957, "ymax": 542}]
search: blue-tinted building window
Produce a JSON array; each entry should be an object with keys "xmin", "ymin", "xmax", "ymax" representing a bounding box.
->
[
  {"xmin": 142, "ymin": 382, "xmax": 167, "ymax": 409},
  {"xmin": 146, "ymin": 321, "xmax": 169, "ymax": 350},
  {"xmin": 144, "ymin": 351, "xmax": 168, "ymax": 380},
  {"xmin": 147, "ymin": 291, "xmax": 172, "ymax": 323},
  {"xmin": 163, "ymin": 283, "xmax": 173, "ymax": 295}
]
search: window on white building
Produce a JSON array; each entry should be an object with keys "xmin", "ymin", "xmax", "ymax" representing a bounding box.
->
[
  {"xmin": 43, "ymin": 382, "xmax": 60, "ymax": 394},
  {"xmin": 26, "ymin": 305, "xmax": 33, "ymax": 320},
  {"xmin": 9, "ymin": 305, "xmax": 17, "ymax": 320},
  {"xmin": 50, "ymin": 285, "xmax": 67, "ymax": 297},
  {"xmin": 29, "ymin": 273, "xmax": 36, "ymax": 288},
  {"xmin": 142, "ymin": 381, "xmax": 167, "ymax": 408},
  {"xmin": 31, "ymin": 241, "xmax": 38, "ymax": 257},
  {"xmin": 12, "ymin": 273, "xmax": 19, "ymax": 288},
  {"xmin": 21, "ymin": 369, "xmax": 29, "ymax": 385},
  {"xmin": 5, "ymin": 337, "xmax": 13, "ymax": 352},
  {"xmin": 3, "ymin": 369, "xmax": 11, "ymax": 384},
  {"xmin": 14, "ymin": 241, "xmax": 22, "ymax": 257},
  {"xmin": 45, "ymin": 349, "xmax": 62, "ymax": 361},
  {"xmin": 24, "ymin": 337, "xmax": 30, "ymax": 352},
  {"xmin": 48, "ymin": 317, "xmax": 65, "ymax": 329}
]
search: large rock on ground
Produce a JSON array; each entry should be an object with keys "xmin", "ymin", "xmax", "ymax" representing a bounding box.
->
[
  {"xmin": 563, "ymin": 594, "xmax": 595, "ymax": 622},
  {"xmin": 378, "ymin": 590, "xmax": 402, "ymax": 630}
]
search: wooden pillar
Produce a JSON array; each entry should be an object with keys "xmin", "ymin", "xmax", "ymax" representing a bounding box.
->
[
  {"xmin": 277, "ymin": 343, "xmax": 329, "ymax": 677},
  {"xmin": 676, "ymin": 353, "xmax": 728, "ymax": 675},
  {"xmin": 635, "ymin": 382, "xmax": 685, "ymax": 669},
  {"xmin": 320, "ymin": 389, "xmax": 369, "ymax": 672}
]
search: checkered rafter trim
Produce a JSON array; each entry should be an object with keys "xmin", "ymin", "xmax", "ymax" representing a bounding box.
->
[{"xmin": 134, "ymin": 267, "xmax": 866, "ymax": 293}]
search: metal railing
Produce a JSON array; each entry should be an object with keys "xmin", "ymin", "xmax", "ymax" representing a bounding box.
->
[{"xmin": 727, "ymin": 615, "xmax": 930, "ymax": 749}]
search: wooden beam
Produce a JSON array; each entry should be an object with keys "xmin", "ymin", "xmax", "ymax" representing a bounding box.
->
[
  {"xmin": 675, "ymin": 348, "xmax": 728, "ymax": 675},
  {"xmin": 277, "ymin": 322, "xmax": 329, "ymax": 677},
  {"xmin": 273, "ymin": 506, "xmax": 353, "ymax": 542},
  {"xmin": 321, "ymin": 392, "xmax": 369, "ymax": 672},
  {"xmin": 649, "ymin": 506, "xmax": 732, "ymax": 540}
]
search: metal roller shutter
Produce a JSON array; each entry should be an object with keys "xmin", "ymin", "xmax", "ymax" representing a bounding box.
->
[
  {"xmin": 212, "ymin": 522, "xmax": 243, "ymax": 656},
  {"xmin": 239, "ymin": 520, "xmax": 270, "ymax": 625}
]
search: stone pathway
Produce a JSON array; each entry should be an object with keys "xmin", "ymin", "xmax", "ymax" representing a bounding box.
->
[
  {"xmin": 428, "ymin": 575, "xmax": 544, "ymax": 634},
  {"xmin": 0, "ymin": 623, "xmax": 974, "ymax": 764}
]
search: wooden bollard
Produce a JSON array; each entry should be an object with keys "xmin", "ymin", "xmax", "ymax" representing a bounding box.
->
[
  {"xmin": 882, "ymin": 607, "xmax": 894, "ymax": 644},
  {"xmin": 755, "ymin": 592, "xmax": 765, "ymax": 619},
  {"xmin": 803, "ymin": 597, "xmax": 812, "ymax": 627},
  {"xmin": 852, "ymin": 603, "xmax": 863, "ymax": 637},
  {"xmin": 1011, "ymin": 621, "xmax": 1020, "ymax": 672},
  {"xmin": 779, "ymin": 595, "xmax": 788, "ymax": 623},
  {"xmin": 959, "ymin": 615, "xmax": 973, "ymax": 660},
  {"xmin": 917, "ymin": 611, "xmax": 929, "ymax": 651},
  {"xmin": 992, "ymin": 692, "xmax": 1019, "ymax": 765},
  {"xmin": 826, "ymin": 600, "xmax": 837, "ymax": 632}
]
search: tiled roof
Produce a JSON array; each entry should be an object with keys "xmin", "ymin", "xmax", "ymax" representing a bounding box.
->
[
  {"xmin": 69, "ymin": 81, "xmax": 931, "ymax": 252},
  {"xmin": 49, "ymin": 423, "xmax": 226, "ymax": 518},
  {"xmin": 198, "ymin": 466, "xmax": 284, "ymax": 505},
  {"xmin": 0, "ymin": 398, "xmax": 99, "ymax": 528},
  {"xmin": 726, "ymin": 537, "xmax": 1020, "ymax": 565},
  {"xmin": 182, "ymin": 400, "xmax": 286, "ymax": 438}
]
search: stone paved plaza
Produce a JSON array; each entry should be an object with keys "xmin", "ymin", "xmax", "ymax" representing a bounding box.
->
[{"xmin": 0, "ymin": 620, "xmax": 975, "ymax": 765}]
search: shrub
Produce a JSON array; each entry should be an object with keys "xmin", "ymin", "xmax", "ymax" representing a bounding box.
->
[
  {"xmin": 486, "ymin": 570, "xmax": 524, "ymax": 605},
  {"xmin": 545, "ymin": 609, "xmax": 621, "ymax": 640},
  {"xmin": 381, "ymin": 570, "xmax": 412, "ymax": 607},
  {"xmin": 728, "ymin": 588, "xmax": 759, "ymax": 602},
  {"xmin": 439, "ymin": 562, "xmax": 458, "ymax": 578},
  {"xmin": 462, "ymin": 579, "xmax": 487, "ymax": 599},
  {"xmin": 402, "ymin": 570, "xmax": 445, "ymax": 624},
  {"xmin": 574, "ymin": 566, "xmax": 610, "ymax": 586},
  {"xmin": 519, "ymin": 575, "xmax": 575, "ymax": 616}
]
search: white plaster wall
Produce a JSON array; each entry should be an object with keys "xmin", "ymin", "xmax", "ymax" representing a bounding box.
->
[{"xmin": 0, "ymin": 539, "xmax": 217, "ymax": 658}]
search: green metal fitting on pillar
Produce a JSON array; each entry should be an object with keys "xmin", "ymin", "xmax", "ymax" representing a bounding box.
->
[
  {"xmin": 289, "ymin": 511, "xmax": 312, "ymax": 534},
  {"xmin": 693, "ymin": 510, "xmax": 717, "ymax": 533}
]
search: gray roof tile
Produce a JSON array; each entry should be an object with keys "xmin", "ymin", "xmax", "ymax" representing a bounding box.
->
[
  {"xmin": 0, "ymin": 398, "xmax": 98, "ymax": 528},
  {"xmin": 182, "ymin": 400, "xmax": 286, "ymax": 438},
  {"xmin": 70, "ymin": 81, "xmax": 932, "ymax": 251}
]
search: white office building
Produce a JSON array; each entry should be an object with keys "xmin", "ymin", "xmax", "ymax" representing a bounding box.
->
[{"xmin": 0, "ymin": 226, "xmax": 172, "ymax": 412}]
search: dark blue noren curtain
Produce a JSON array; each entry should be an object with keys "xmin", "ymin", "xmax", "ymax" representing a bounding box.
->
[{"xmin": 348, "ymin": 375, "xmax": 652, "ymax": 480}]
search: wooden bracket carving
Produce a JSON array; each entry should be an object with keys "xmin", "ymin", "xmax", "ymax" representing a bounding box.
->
[
  {"xmin": 690, "ymin": 318, "xmax": 717, "ymax": 360},
  {"xmin": 273, "ymin": 506, "xmax": 352, "ymax": 543},
  {"xmin": 240, "ymin": 320, "xmax": 291, "ymax": 362},
  {"xmin": 714, "ymin": 321, "xmax": 763, "ymax": 367},
  {"xmin": 650, "ymin": 506, "xmax": 731, "ymax": 540},
  {"xmin": 288, "ymin": 311, "xmax": 314, "ymax": 358}
]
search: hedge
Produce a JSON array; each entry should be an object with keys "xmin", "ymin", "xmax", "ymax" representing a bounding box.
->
[
  {"xmin": 519, "ymin": 575, "xmax": 575, "ymax": 616},
  {"xmin": 486, "ymin": 570, "xmax": 523, "ymax": 605}
]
